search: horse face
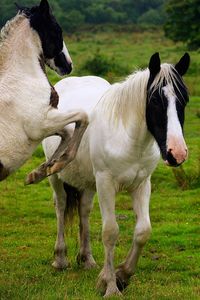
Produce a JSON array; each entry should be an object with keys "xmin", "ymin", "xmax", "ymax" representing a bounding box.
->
[
  {"xmin": 146, "ymin": 53, "xmax": 190, "ymax": 167},
  {"xmin": 18, "ymin": 0, "xmax": 72, "ymax": 75}
]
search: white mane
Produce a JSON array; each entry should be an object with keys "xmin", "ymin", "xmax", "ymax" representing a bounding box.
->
[
  {"xmin": 0, "ymin": 14, "xmax": 41, "ymax": 70},
  {"xmin": 148, "ymin": 63, "xmax": 186, "ymax": 103},
  {"xmin": 0, "ymin": 14, "xmax": 25, "ymax": 48},
  {"xmin": 98, "ymin": 63, "xmax": 183, "ymax": 127}
]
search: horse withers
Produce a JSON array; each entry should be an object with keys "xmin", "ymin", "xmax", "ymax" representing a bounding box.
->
[
  {"xmin": 39, "ymin": 53, "xmax": 190, "ymax": 297},
  {"xmin": 0, "ymin": 0, "xmax": 88, "ymax": 182}
]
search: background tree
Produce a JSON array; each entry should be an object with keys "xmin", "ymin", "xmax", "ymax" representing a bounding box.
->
[
  {"xmin": 0, "ymin": 0, "xmax": 166, "ymax": 32},
  {"xmin": 164, "ymin": 0, "xmax": 200, "ymax": 50}
]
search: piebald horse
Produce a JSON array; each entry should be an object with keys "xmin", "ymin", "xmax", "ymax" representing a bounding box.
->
[
  {"xmin": 34, "ymin": 53, "xmax": 190, "ymax": 296},
  {"xmin": 0, "ymin": 0, "xmax": 88, "ymax": 182}
]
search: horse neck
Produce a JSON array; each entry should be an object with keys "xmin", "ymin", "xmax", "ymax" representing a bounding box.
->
[
  {"xmin": 0, "ymin": 17, "xmax": 42, "ymax": 76},
  {"xmin": 100, "ymin": 70, "xmax": 149, "ymax": 132},
  {"xmin": 97, "ymin": 70, "xmax": 157, "ymax": 151}
]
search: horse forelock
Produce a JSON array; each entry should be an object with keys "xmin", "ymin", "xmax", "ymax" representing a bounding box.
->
[{"xmin": 148, "ymin": 63, "xmax": 187, "ymax": 104}]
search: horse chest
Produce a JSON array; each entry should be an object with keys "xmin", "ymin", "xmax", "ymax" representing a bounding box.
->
[{"xmin": 115, "ymin": 163, "xmax": 148, "ymax": 191}]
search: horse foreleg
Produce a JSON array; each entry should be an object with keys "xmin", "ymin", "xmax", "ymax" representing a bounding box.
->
[
  {"xmin": 25, "ymin": 129, "xmax": 71, "ymax": 184},
  {"xmin": 95, "ymin": 171, "xmax": 121, "ymax": 297},
  {"xmin": 77, "ymin": 190, "xmax": 97, "ymax": 269},
  {"xmin": 46, "ymin": 119, "xmax": 87, "ymax": 175},
  {"xmin": 116, "ymin": 177, "xmax": 152, "ymax": 291},
  {"xmin": 25, "ymin": 110, "xmax": 88, "ymax": 184}
]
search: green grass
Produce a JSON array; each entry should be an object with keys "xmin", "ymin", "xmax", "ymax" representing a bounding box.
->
[
  {"xmin": 48, "ymin": 30, "xmax": 200, "ymax": 96},
  {"xmin": 0, "ymin": 30, "xmax": 200, "ymax": 299}
]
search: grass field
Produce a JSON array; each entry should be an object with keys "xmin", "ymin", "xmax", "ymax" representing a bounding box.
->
[{"xmin": 0, "ymin": 30, "xmax": 200, "ymax": 300}]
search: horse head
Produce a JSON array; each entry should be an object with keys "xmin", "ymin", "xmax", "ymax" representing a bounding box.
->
[
  {"xmin": 146, "ymin": 53, "xmax": 190, "ymax": 167},
  {"xmin": 16, "ymin": 0, "xmax": 72, "ymax": 75}
]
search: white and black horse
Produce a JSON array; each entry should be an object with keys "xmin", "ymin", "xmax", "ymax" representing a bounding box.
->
[
  {"xmin": 0, "ymin": 0, "xmax": 88, "ymax": 182},
  {"xmin": 31, "ymin": 53, "xmax": 190, "ymax": 296}
]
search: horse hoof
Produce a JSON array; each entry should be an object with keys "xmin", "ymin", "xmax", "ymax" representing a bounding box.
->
[
  {"xmin": 77, "ymin": 253, "xmax": 97, "ymax": 269},
  {"xmin": 104, "ymin": 283, "xmax": 122, "ymax": 298},
  {"xmin": 25, "ymin": 163, "xmax": 47, "ymax": 185},
  {"xmin": 52, "ymin": 260, "xmax": 70, "ymax": 270},
  {"xmin": 25, "ymin": 171, "xmax": 38, "ymax": 185},
  {"xmin": 116, "ymin": 268, "xmax": 130, "ymax": 291}
]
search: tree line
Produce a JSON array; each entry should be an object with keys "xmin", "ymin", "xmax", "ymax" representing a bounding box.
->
[
  {"xmin": 0, "ymin": 0, "xmax": 166, "ymax": 30},
  {"xmin": 0, "ymin": 0, "xmax": 199, "ymax": 49}
]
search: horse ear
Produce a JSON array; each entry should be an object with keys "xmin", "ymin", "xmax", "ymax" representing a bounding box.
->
[
  {"xmin": 15, "ymin": 2, "xmax": 21, "ymax": 11},
  {"xmin": 149, "ymin": 52, "xmax": 161, "ymax": 78},
  {"xmin": 39, "ymin": 0, "xmax": 50, "ymax": 14},
  {"xmin": 175, "ymin": 53, "xmax": 190, "ymax": 76},
  {"xmin": 15, "ymin": 2, "xmax": 25, "ymax": 12}
]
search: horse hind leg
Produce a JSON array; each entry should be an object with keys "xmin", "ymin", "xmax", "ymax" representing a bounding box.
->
[
  {"xmin": 49, "ymin": 174, "xmax": 70, "ymax": 270},
  {"xmin": 116, "ymin": 177, "xmax": 152, "ymax": 291},
  {"xmin": 77, "ymin": 190, "xmax": 97, "ymax": 269}
]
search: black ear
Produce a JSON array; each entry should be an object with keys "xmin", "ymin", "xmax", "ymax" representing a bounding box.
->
[
  {"xmin": 39, "ymin": 0, "xmax": 50, "ymax": 14},
  {"xmin": 175, "ymin": 53, "xmax": 190, "ymax": 76},
  {"xmin": 149, "ymin": 52, "xmax": 161, "ymax": 78},
  {"xmin": 15, "ymin": 2, "xmax": 21, "ymax": 10},
  {"xmin": 15, "ymin": 2, "xmax": 25, "ymax": 12}
]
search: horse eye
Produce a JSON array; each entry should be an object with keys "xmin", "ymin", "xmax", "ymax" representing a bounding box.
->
[
  {"xmin": 151, "ymin": 97, "xmax": 160, "ymax": 106},
  {"xmin": 153, "ymin": 100, "xmax": 160, "ymax": 106}
]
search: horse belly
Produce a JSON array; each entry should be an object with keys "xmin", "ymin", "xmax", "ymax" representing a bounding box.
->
[
  {"xmin": 59, "ymin": 157, "xmax": 95, "ymax": 191},
  {"xmin": 0, "ymin": 131, "xmax": 38, "ymax": 173}
]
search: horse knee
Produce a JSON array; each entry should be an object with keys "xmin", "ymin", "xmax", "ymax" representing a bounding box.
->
[
  {"xmin": 135, "ymin": 223, "xmax": 151, "ymax": 246},
  {"xmin": 79, "ymin": 111, "xmax": 89, "ymax": 126},
  {"xmin": 102, "ymin": 221, "xmax": 119, "ymax": 247}
]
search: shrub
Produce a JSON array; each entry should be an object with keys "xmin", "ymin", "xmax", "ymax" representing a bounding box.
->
[{"xmin": 81, "ymin": 50, "xmax": 129, "ymax": 79}]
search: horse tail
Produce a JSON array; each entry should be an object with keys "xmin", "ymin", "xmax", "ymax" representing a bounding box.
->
[{"xmin": 63, "ymin": 182, "xmax": 82, "ymax": 224}]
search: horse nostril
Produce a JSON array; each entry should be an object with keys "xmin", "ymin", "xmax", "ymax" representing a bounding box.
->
[{"xmin": 168, "ymin": 148, "xmax": 172, "ymax": 153}]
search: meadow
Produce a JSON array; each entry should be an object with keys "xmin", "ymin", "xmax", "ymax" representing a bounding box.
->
[{"xmin": 0, "ymin": 30, "xmax": 200, "ymax": 299}]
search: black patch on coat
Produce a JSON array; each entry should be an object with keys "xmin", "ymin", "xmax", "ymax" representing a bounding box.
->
[
  {"xmin": 50, "ymin": 86, "xmax": 59, "ymax": 108},
  {"xmin": 0, "ymin": 161, "xmax": 9, "ymax": 181}
]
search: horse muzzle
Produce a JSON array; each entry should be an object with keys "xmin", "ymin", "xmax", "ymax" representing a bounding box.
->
[
  {"xmin": 165, "ymin": 148, "xmax": 188, "ymax": 167},
  {"xmin": 165, "ymin": 135, "xmax": 188, "ymax": 167},
  {"xmin": 54, "ymin": 52, "xmax": 73, "ymax": 75}
]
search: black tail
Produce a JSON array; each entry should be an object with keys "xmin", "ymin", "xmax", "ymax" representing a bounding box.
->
[{"xmin": 63, "ymin": 182, "xmax": 83, "ymax": 224}]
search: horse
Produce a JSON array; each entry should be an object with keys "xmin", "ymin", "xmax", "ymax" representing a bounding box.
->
[
  {"xmin": 36, "ymin": 53, "xmax": 190, "ymax": 297},
  {"xmin": 0, "ymin": 0, "xmax": 88, "ymax": 182}
]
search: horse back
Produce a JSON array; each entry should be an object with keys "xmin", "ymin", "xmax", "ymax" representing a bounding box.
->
[{"xmin": 55, "ymin": 76, "xmax": 110, "ymax": 115}]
